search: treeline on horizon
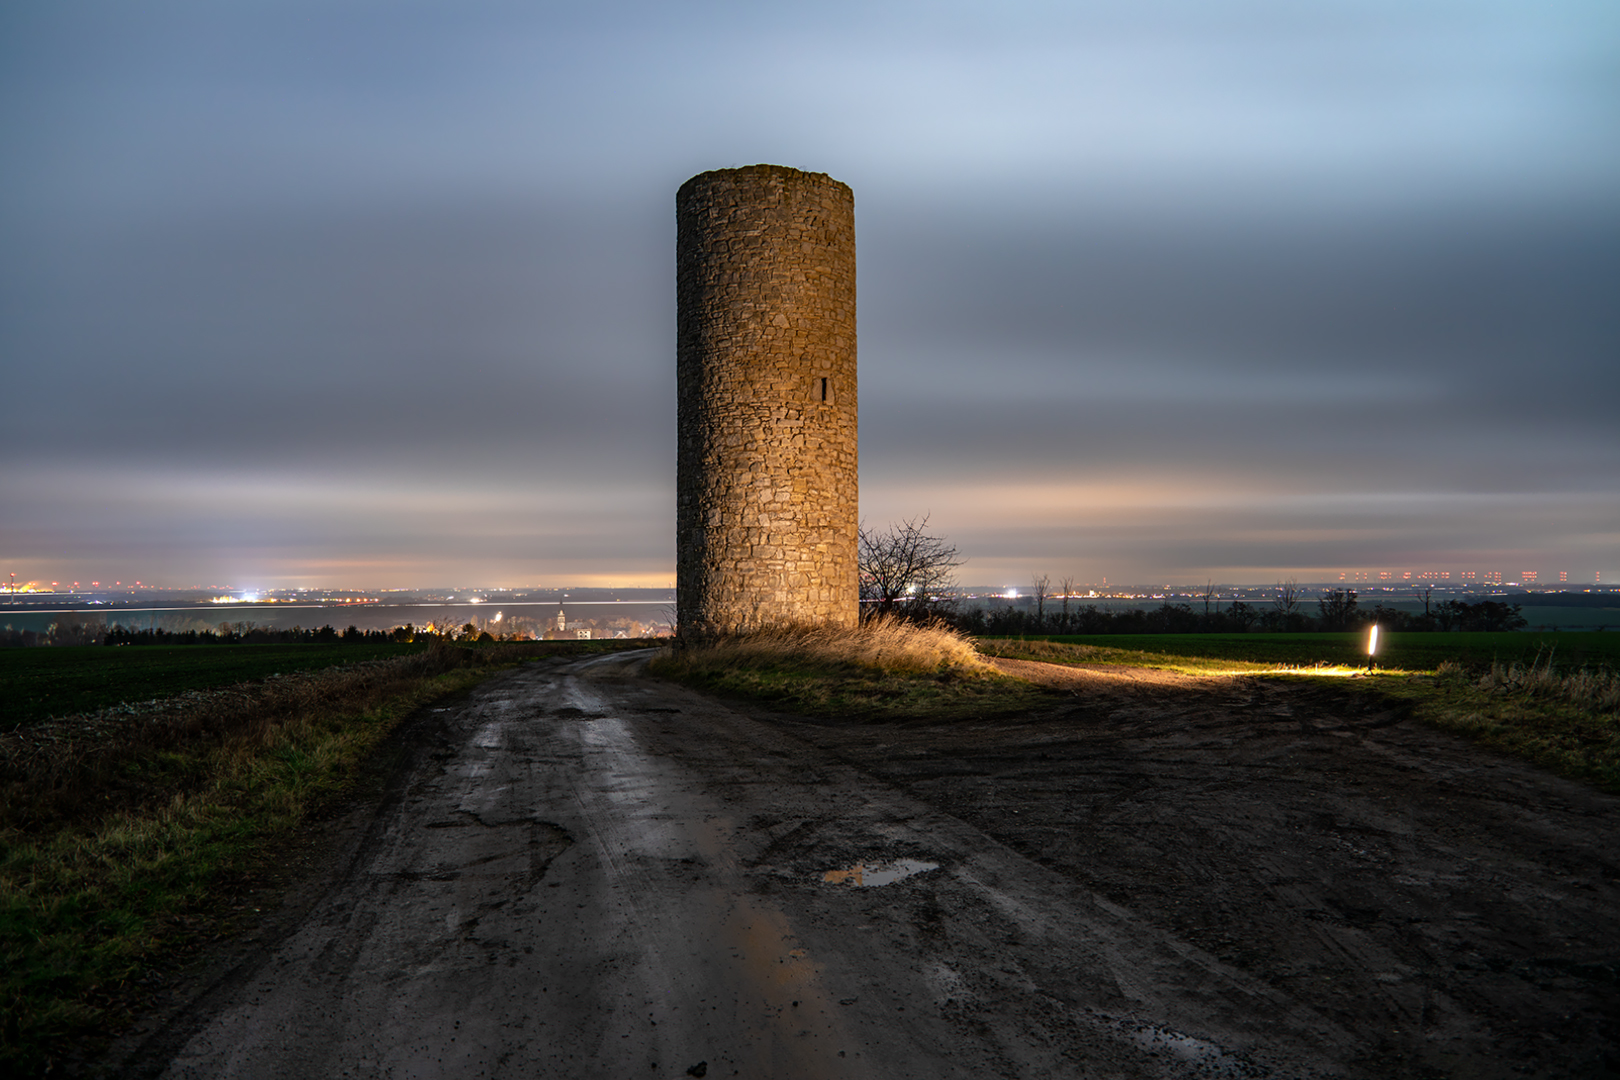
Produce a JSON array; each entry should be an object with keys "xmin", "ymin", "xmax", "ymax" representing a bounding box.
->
[
  {"xmin": 0, "ymin": 592, "xmax": 1561, "ymax": 648},
  {"xmin": 932, "ymin": 589, "xmax": 1537, "ymax": 636}
]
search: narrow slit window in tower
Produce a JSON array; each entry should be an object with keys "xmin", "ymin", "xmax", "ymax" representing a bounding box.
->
[{"xmin": 820, "ymin": 377, "xmax": 828, "ymax": 402}]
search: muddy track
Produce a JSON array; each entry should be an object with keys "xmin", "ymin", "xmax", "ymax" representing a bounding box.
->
[{"xmin": 113, "ymin": 651, "xmax": 1618, "ymax": 1078}]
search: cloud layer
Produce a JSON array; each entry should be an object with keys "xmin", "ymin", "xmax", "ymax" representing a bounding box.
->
[{"xmin": 3, "ymin": 1, "xmax": 1616, "ymax": 586}]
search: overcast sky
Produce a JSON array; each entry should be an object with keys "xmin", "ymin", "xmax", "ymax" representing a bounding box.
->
[{"xmin": 3, "ymin": 0, "xmax": 1616, "ymax": 589}]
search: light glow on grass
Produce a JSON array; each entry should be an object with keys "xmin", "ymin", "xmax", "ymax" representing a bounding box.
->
[
  {"xmin": 1207, "ymin": 664, "xmax": 1409, "ymax": 678},
  {"xmin": 974, "ymin": 638, "xmax": 1424, "ymax": 679},
  {"xmin": 1148, "ymin": 663, "xmax": 1414, "ymax": 678}
]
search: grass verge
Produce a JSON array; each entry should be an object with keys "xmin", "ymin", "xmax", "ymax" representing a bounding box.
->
[
  {"xmin": 1375, "ymin": 658, "xmax": 1620, "ymax": 793},
  {"xmin": 978, "ymin": 636, "xmax": 1620, "ymax": 793},
  {"xmin": 655, "ymin": 625, "xmax": 1619, "ymax": 788},
  {"xmin": 650, "ymin": 618, "xmax": 1047, "ymax": 721},
  {"xmin": 0, "ymin": 640, "xmax": 634, "ymax": 1075}
]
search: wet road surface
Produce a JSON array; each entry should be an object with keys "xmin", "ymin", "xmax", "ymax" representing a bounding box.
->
[{"xmin": 142, "ymin": 650, "xmax": 1619, "ymax": 1079}]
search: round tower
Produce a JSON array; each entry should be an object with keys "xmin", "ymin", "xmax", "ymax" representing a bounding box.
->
[{"xmin": 676, "ymin": 164, "xmax": 858, "ymax": 634}]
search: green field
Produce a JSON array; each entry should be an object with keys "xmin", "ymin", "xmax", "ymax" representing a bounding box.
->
[
  {"xmin": 1, "ymin": 643, "xmax": 429, "ymax": 729},
  {"xmin": 979, "ymin": 631, "xmax": 1620, "ymax": 673}
]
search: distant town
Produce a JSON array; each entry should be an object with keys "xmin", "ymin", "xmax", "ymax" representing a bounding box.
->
[
  {"xmin": 3, "ymin": 575, "xmax": 1617, "ymax": 639},
  {"xmin": 0, "ymin": 585, "xmax": 678, "ymax": 640}
]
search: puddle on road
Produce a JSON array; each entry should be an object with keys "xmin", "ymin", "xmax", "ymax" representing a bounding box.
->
[
  {"xmin": 1111, "ymin": 1018, "xmax": 1263, "ymax": 1078},
  {"xmin": 822, "ymin": 859, "xmax": 939, "ymax": 887}
]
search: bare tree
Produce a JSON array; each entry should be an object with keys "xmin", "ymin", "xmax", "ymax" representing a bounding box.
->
[
  {"xmin": 1317, "ymin": 589, "xmax": 1359, "ymax": 631},
  {"xmin": 1032, "ymin": 574, "xmax": 1050, "ymax": 624},
  {"xmin": 1274, "ymin": 578, "xmax": 1300, "ymax": 618},
  {"xmin": 1059, "ymin": 575, "xmax": 1076, "ymax": 623},
  {"xmin": 1202, "ymin": 579, "xmax": 1217, "ymax": 618},
  {"xmin": 1227, "ymin": 600, "xmax": 1260, "ymax": 631},
  {"xmin": 858, "ymin": 515, "xmax": 962, "ymax": 620}
]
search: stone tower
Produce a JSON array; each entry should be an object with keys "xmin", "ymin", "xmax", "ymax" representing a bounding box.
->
[{"xmin": 676, "ymin": 164, "xmax": 858, "ymax": 634}]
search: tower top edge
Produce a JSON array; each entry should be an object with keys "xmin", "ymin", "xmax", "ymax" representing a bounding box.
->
[{"xmin": 677, "ymin": 164, "xmax": 851, "ymax": 200}]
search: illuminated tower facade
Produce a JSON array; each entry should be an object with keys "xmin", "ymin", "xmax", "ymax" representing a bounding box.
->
[{"xmin": 675, "ymin": 165, "xmax": 859, "ymax": 633}]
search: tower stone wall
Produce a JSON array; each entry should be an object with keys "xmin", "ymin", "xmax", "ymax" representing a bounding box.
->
[{"xmin": 676, "ymin": 164, "xmax": 858, "ymax": 634}]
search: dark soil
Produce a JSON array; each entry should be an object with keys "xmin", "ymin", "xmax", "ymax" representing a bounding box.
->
[{"xmin": 772, "ymin": 660, "xmax": 1620, "ymax": 1078}]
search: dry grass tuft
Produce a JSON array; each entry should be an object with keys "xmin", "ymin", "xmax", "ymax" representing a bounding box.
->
[
  {"xmin": 1476, "ymin": 655, "xmax": 1620, "ymax": 713},
  {"xmin": 665, "ymin": 616, "xmax": 996, "ymax": 677}
]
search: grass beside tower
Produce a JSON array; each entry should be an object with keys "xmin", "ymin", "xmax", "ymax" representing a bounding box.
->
[{"xmin": 650, "ymin": 616, "xmax": 1044, "ymax": 720}]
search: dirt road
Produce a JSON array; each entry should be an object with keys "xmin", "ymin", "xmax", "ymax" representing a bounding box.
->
[{"xmin": 130, "ymin": 650, "xmax": 1617, "ymax": 1078}]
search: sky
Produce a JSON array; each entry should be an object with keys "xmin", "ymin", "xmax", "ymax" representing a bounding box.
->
[{"xmin": 3, "ymin": 0, "xmax": 1617, "ymax": 590}]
